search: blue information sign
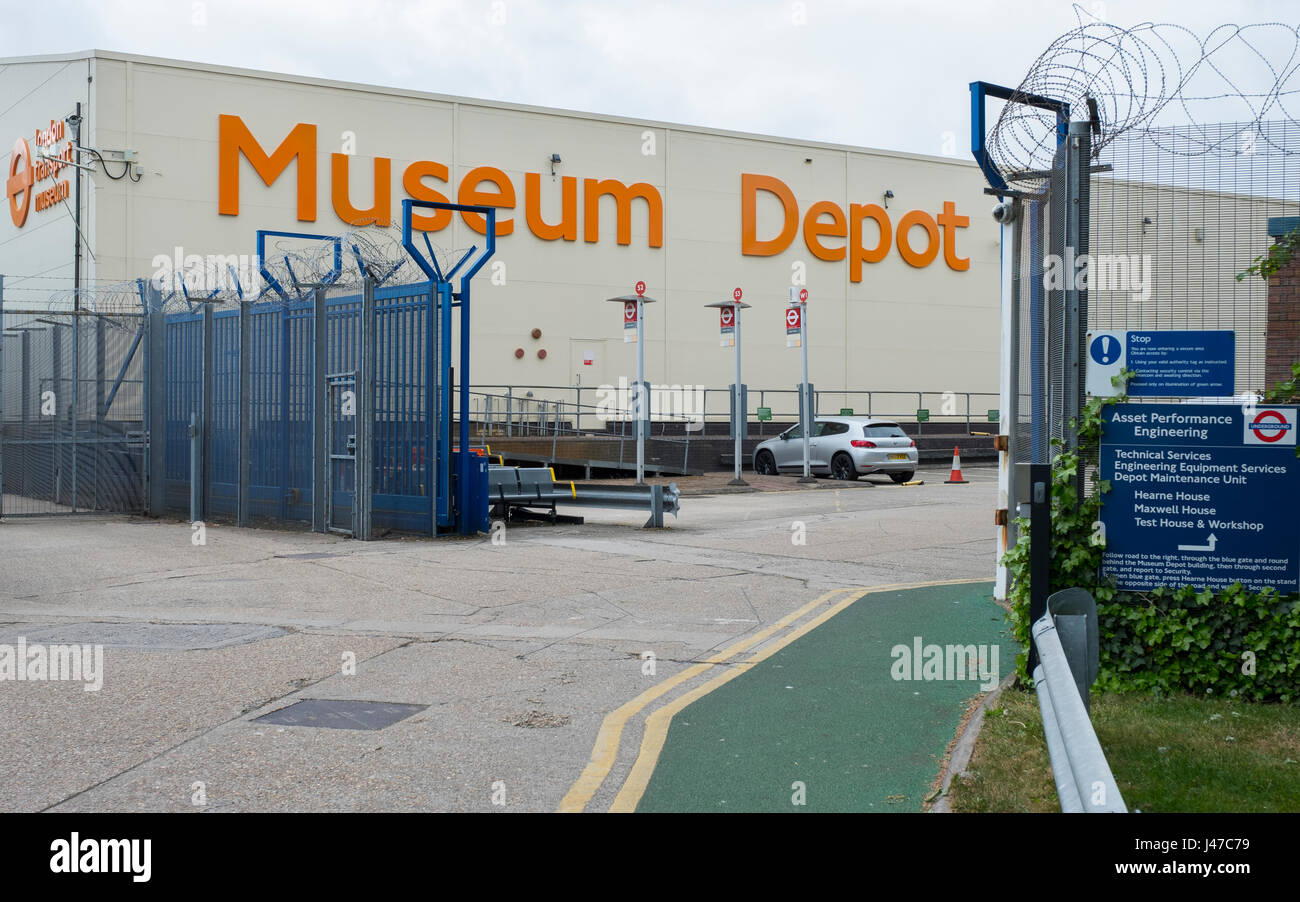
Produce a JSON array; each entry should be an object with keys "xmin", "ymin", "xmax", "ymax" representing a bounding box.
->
[
  {"xmin": 1100, "ymin": 403, "xmax": 1298, "ymax": 593},
  {"xmin": 1125, "ymin": 330, "xmax": 1234, "ymax": 397}
]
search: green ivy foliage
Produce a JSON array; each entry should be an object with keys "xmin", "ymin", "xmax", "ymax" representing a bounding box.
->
[
  {"xmin": 1002, "ymin": 370, "xmax": 1300, "ymax": 704},
  {"xmin": 1237, "ymin": 224, "xmax": 1300, "ymax": 283}
]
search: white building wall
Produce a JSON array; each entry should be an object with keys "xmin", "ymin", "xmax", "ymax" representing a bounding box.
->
[{"xmin": 3, "ymin": 51, "xmax": 1001, "ymax": 407}]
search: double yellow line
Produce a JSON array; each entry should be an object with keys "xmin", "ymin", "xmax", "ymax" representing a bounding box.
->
[{"xmin": 558, "ymin": 585, "xmax": 864, "ymax": 813}]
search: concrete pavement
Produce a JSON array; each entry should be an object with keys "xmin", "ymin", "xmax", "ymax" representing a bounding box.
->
[{"xmin": 0, "ymin": 462, "xmax": 1002, "ymax": 812}]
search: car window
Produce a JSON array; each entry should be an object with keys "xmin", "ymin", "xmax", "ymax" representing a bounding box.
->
[
  {"xmin": 863, "ymin": 423, "xmax": 908, "ymax": 438},
  {"xmin": 785, "ymin": 425, "xmax": 802, "ymax": 439},
  {"xmin": 819, "ymin": 422, "xmax": 850, "ymax": 436}
]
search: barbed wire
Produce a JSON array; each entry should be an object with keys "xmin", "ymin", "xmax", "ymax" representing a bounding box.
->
[
  {"xmin": 45, "ymin": 281, "xmax": 149, "ymax": 315},
  {"xmin": 136, "ymin": 227, "xmax": 474, "ymax": 313},
  {"xmin": 989, "ymin": 7, "xmax": 1300, "ymax": 184}
]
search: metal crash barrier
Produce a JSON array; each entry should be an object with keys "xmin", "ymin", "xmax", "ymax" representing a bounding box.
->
[
  {"xmin": 488, "ymin": 466, "xmax": 680, "ymax": 528},
  {"xmin": 1031, "ymin": 588, "xmax": 1127, "ymax": 813}
]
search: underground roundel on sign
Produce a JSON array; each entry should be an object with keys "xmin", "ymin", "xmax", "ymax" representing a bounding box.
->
[
  {"xmin": 720, "ymin": 307, "xmax": 734, "ymax": 327},
  {"xmin": 786, "ymin": 308, "xmax": 800, "ymax": 328},
  {"xmin": 1246, "ymin": 408, "xmax": 1296, "ymax": 445},
  {"xmin": 624, "ymin": 301, "xmax": 637, "ymax": 323}
]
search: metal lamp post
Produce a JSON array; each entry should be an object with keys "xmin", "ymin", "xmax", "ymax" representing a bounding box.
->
[{"xmin": 606, "ymin": 284, "xmax": 657, "ymax": 485}]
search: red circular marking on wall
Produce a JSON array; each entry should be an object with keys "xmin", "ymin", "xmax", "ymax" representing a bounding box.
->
[
  {"xmin": 7, "ymin": 137, "xmax": 34, "ymax": 229},
  {"xmin": 531, "ymin": 327, "xmax": 542, "ymax": 339},
  {"xmin": 537, "ymin": 349, "xmax": 547, "ymax": 359},
  {"xmin": 514, "ymin": 348, "xmax": 525, "ymax": 358}
]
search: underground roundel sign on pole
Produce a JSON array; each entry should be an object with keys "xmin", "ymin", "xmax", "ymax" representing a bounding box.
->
[
  {"xmin": 786, "ymin": 305, "xmax": 802, "ymax": 347},
  {"xmin": 624, "ymin": 299, "xmax": 638, "ymax": 343},
  {"xmin": 719, "ymin": 304, "xmax": 735, "ymax": 347}
]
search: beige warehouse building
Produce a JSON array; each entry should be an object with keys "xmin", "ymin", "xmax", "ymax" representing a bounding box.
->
[{"xmin": 1, "ymin": 50, "xmax": 1001, "ymax": 417}]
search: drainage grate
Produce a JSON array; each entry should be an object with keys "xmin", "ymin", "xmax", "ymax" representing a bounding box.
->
[{"xmin": 252, "ymin": 699, "xmax": 427, "ymax": 731}]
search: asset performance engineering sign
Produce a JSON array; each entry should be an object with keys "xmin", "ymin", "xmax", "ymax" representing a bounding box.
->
[{"xmin": 1100, "ymin": 403, "xmax": 1298, "ymax": 593}]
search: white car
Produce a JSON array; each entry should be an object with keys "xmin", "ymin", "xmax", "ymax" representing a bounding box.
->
[{"xmin": 752, "ymin": 416, "xmax": 918, "ymax": 482}]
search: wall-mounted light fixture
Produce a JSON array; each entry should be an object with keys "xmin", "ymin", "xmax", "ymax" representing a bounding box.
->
[
  {"xmin": 883, "ymin": 189, "xmax": 895, "ymax": 209},
  {"xmin": 549, "ymin": 153, "xmax": 562, "ymax": 178}
]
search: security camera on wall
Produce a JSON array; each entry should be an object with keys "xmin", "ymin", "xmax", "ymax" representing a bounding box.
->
[{"xmin": 991, "ymin": 201, "xmax": 1017, "ymax": 224}]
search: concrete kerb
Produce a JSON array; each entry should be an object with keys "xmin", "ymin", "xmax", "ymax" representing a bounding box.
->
[{"xmin": 927, "ymin": 669, "xmax": 1018, "ymax": 813}]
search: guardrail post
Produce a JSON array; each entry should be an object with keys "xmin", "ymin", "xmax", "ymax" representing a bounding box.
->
[
  {"xmin": 1047, "ymin": 587, "xmax": 1100, "ymax": 712},
  {"xmin": 648, "ymin": 483, "xmax": 664, "ymax": 527}
]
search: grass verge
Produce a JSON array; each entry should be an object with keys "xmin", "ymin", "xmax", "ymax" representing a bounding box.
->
[{"xmin": 948, "ymin": 687, "xmax": 1300, "ymax": 813}]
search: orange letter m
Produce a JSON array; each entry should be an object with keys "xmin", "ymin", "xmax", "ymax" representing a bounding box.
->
[{"xmin": 218, "ymin": 114, "xmax": 317, "ymax": 221}]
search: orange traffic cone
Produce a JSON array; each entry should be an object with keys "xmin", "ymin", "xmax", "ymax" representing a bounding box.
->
[{"xmin": 944, "ymin": 446, "xmax": 968, "ymax": 484}]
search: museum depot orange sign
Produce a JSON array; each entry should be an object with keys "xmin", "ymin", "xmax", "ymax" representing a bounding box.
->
[{"xmin": 217, "ymin": 114, "xmax": 967, "ymax": 279}]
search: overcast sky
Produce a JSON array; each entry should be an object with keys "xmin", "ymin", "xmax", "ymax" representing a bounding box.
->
[{"xmin": 2, "ymin": 0, "xmax": 1296, "ymax": 156}]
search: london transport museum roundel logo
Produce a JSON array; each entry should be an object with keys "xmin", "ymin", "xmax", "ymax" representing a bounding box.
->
[{"xmin": 7, "ymin": 136, "xmax": 34, "ymax": 228}]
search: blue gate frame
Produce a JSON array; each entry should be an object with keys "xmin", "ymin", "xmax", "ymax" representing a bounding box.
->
[{"xmin": 154, "ymin": 202, "xmax": 495, "ymax": 537}]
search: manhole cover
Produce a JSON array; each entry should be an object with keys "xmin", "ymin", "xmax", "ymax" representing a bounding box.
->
[
  {"xmin": 0, "ymin": 622, "xmax": 287, "ymax": 651},
  {"xmin": 252, "ymin": 699, "xmax": 427, "ymax": 730}
]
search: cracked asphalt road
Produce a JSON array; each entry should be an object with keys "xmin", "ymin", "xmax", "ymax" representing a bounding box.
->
[{"xmin": 0, "ymin": 463, "xmax": 999, "ymax": 812}]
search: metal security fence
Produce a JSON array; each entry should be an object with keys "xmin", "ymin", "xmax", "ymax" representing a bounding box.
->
[
  {"xmin": 1088, "ymin": 121, "xmax": 1299, "ymax": 395},
  {"xmin": 0, "ymin": 292, "xmax": 147, "ymax": 517},
  {"xmin": 157, "ymin": 280, "xmax": 447, "ymax": 536}
]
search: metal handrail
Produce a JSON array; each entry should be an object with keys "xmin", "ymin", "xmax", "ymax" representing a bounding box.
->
[{"xmin": 464, "ymin": 384, "xmax": 1001, "ymax": 436}]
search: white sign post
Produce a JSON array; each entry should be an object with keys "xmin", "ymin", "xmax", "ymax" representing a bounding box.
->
[
  {"xmin": 707, "ymin": 288, "xmax": 750, "ymax": 486},
  {"xmin": 607, "ymin": 282, "xmax": 656, "ymax": 484},
  {"xmin": 788, "ymin": 288, "xmax": 814, "ymax": 482}
]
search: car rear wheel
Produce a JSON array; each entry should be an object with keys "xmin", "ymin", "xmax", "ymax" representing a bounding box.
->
[
  {"xmin": 890, "ymin": 471, "xmax": 914, "ymax": 484},
  {"xmin": 754, "ymin": 450, "xmax": 777, "ymax": 475},
  {"xmin": 831, "ymin": 453, "xmax": 858, "ymax": 481}
]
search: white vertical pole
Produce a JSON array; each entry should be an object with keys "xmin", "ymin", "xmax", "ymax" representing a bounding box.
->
[
  {"xmin": 995, "ymin": 211, "xmax": 1017, "ymax": 600},
  {"xmin": 733, "ymin": 303, "xmax": 744, "ymax": 485},
  {"xmin": 800, "ymin": 302, "xmax": 812, "ymax": 481},
  {"xmin": 636, "ymin": 296, "xmax": 645, "ymax": 485}
]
